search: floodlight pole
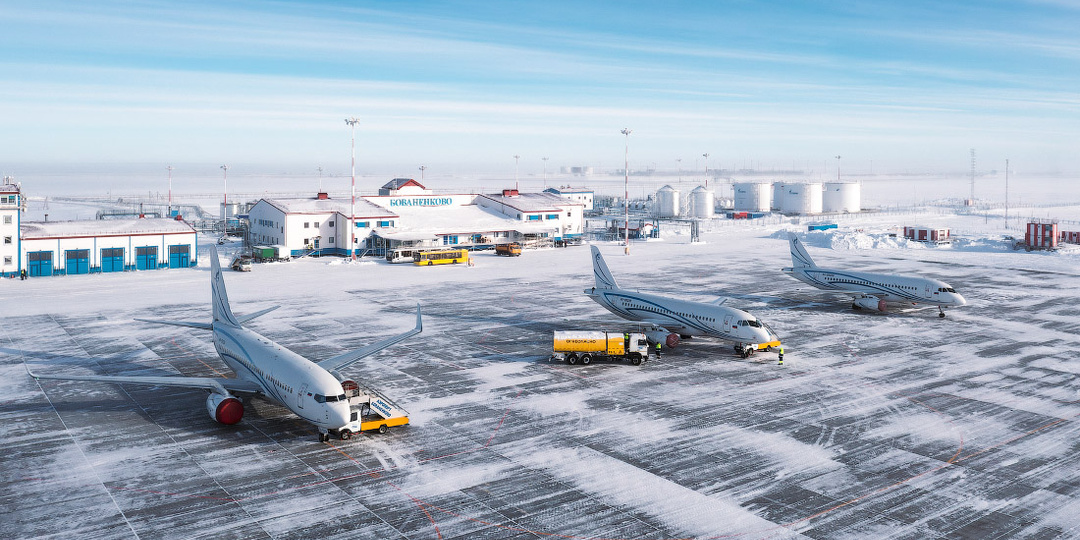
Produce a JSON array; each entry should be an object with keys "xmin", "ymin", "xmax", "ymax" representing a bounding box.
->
[
  {"xmin": 622, "ymin": 128, "xmax": 632, "ymax": 255},
  {"xmin": 1005, "ymin": 158, "xmax": 1009, "ymax": 230},
  {"xmin": 419, "ymin": 165, "xmax": 426, "ymax": 182},
  {"xmin": 702, "ymin": 153, "xmax": 710, "ymax": 188},
  {"xmin": 345, "ymin": 117, "xmax": 360, "ymax": 260},
  {"xmin": 676, "ymin": 158, "xmax": 682, "ymax": 182},
  {"xmin": 514, "ymin": 155, "xmax": 520, "ymax": 191},
  {"xmin": 542, "ymin": 157, "xmax": 548, "ymax": 186},
  {"xmin": 835, "ymin": 155, "xmax": 841, "ymax": 181},
  {"xmin": 220, "ymin": 164, "xmax": 228, "ymax": 229},
  {"xmin": 166, "ymin": 165, "xmax": 174, "ymax": 217}
]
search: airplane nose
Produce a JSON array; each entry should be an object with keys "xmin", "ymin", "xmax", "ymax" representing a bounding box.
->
[
  {"xmin": 330, "ymin": 404, "xmax": 350, "ymax": 428},
  {"xmin": 954, "ymin": 294, "xmax": 967, "ymax": 306}
]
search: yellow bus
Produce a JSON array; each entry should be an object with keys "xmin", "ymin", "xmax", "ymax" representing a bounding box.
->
[{"xmin": 413, "ymin": 248, "xmax": 469, "ymax": 266}]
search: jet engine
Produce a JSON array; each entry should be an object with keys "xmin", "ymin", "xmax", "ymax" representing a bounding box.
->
[
  {"xmin": 645, "ymin": 330, "xmax": 680, "ymax": 349},
  {"xmin": 206, "ymin": 393, "xmax": 244, "ymax": 425},
  {"xmin": 852, "ymin": 296, "xmax": 887, "ymax": 312}
]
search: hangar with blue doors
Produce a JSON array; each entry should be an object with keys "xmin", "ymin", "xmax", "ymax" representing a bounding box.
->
[{"xmin": 18, "ymin": 218, "xmax": 197, "ymax": 277}]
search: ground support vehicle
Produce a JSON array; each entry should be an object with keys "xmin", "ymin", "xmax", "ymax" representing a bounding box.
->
[
  {"xmin": 329, "ymin": 384, "xmax": 410, "ymax": 440},
  {"xmin": 733, "ymin": 339, "xmax": 783, "ymax": 359},
  {"xmin": 252, "ymin": 245, "xmax": 292, "ymax": 262},
  {"xmin": 495, "ymin": 242, "xmax": 522, "ymax": 256},
  {"xmin": 550, "ymin": 331, "xmax": 650, "ymax": 366},
  {"xmin": 230, "ymin": 256, "xmax": 252, "ymax": 272},
  {"xmin": 413, "ymin": 249, "xmax": 469, "ymax": 266}
]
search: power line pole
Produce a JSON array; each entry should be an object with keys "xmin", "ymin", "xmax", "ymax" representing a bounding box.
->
[{"xmin": 622, "ymin": 128, "xmax": 632, "ymax": 255}]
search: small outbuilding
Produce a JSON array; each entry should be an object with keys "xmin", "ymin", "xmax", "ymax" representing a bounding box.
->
[{"xmin": 20, "ymin": 218, "xmax": 197, "ymax": 277}]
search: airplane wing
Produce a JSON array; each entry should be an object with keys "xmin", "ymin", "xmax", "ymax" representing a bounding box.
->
[
  {"xmin": 26, "ymin": 364, "xmax": 263, "ymax": 395},
  {"xmin": 316, "ymin": 304, "xmax": 422, "ymax": 372}
]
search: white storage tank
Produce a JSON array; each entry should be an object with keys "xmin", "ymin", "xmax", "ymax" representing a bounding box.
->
[
  {"xmin": 656, "ymin": 185, "xmax": 680, "ymax": 217},
  {"xmin": 734, "ymin": 183, "xmax": 771, "ymax": 212},
  {"xmin": 689, "ymin": 186, "xmax": 714, "ymax": 218},
  {"xmin": 771, "ymin": 182, "xmax": 787, "ymax": 211},
  {"xmin": 823, "ymin": 182, "xmax": 861, "ymax": 213},
  {"xmin": 781, "ymin": 183, "xmax": 823, "ymax": 214}
]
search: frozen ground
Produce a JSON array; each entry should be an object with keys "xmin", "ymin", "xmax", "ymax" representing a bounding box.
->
[{"xmin": 3, "ymin": 211, "xmax": 1080, "ymax": 539}]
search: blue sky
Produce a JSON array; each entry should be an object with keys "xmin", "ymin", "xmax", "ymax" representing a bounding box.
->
[{"xmin": 2, "ymin": 0, "xmax": 1078, "ymax": 176}]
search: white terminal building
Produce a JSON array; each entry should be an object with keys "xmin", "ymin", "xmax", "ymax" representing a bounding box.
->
[{"xmin": 248, "ymin": 179, "xmax": 586, "ymax": 257}]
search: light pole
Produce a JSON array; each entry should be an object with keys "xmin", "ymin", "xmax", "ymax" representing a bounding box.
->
[
  {"xmin": 220, "ymin": 164, "xmax": 228, "ymax": 230},
  {"xmin": 542, "ymin": 157, "xmax": 549, "ymax": 186},
  {"xmin": 513, "ymin": 155, "xmax": 520, "ymax": 191},
  {"xmin": 419, "ymin": 165, "xmax": 427, "ymax": 182},
  {"xmin": 676, "ymin": 158, "xmax": 682, "ymax": 182},
  {"xmin": 621, "ymin": 128, "xmax": 632, "ymax": 255},
  {"xmin": 166, "ymin": 165, "xmax": 174, "ymax": 217},
  {"xmin": 345, "ymin": 117, "xmax": 360, "ymax": 260},
  {"xmin": 317, "ymin": 166, "xmax": 323, "ymax": 192},
  {"xmin": 702, "ymin": 153, "xmax": 710, "ymax": 188},
  {"xmin": 1005, "ymin": 158, "xmax": 1009, "ymax": 230},
  {"xmin": 835, "ymin": 155, "xmax": 841, "ymax": 182}
]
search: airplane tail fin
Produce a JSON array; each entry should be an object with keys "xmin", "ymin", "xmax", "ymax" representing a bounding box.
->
[
  {"xmin": 590, "ymin": 245, "xmax": 620, "ymax": 290},
  {"xmin": 209, "ymin": 245, "xmax": 241, "ymax": 327},
  {"xmin": 788, "ymin": 233, "xmax": 817, "ymax": 269}
]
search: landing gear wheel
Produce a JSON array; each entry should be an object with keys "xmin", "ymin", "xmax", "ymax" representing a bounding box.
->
[
  {"xmin": 580, "ymin": 354, "xmax": 592, "ymax": 365},
  {"xmin": 319, "ymin": 432, "xmax": 329, "ymax": 442},
  {"xmin": 939, "ymin": 311, "xmax": 946, "ymax": 318},
  {"xmin": 340, "ymin": 430, "xmax": 351, "ymax": 440},
  {"xmin": 567, "ymin": 353, "xmax": 578, "ymax": 365},
  {"xmin": 378, "ymin": 424, "xmax": 388, "ymax": 434}
]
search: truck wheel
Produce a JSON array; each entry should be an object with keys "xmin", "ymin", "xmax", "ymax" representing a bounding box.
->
[
  {"xmin": 631, "ymin": 355, "xmax": 642, "ymax": 366},
  {"xmin": 378, "ymin": 424, "xmax": 388, "ymax": 434},
  {"xmin": 567, "ymin": 353, "xmax": 578, "ymax": 365},
  {"xmin": 340, "ymin": 430, "xmax": 351, "ymax": 440},
  {"xmin": 580, "ymin": 354, "xmax": 592, "ymax": 365}
]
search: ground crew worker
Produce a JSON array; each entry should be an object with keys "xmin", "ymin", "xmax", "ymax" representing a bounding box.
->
[
  {"xmin": 778, "ymin": 347, "xmax": 784, "ymax": 365},
  {"xmin": 20, "ymin": 269, "xmax": 27, "ymax": 280},
  {"xmin": 655, "ymin": 341, "xmax": 662, "ymax": 358}
]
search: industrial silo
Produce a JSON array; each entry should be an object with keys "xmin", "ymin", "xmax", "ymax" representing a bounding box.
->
[
  {"xmin": 734, "ymin": 183, "xmax": 771, "ymax": 212},
  {"xmin": 689, "ymin": 186, "xmax": 715, "ymax": 218},
  {"xmin": 656, "ymin": 185, "xmax": 680, "ymax": 217},
  {"xmin": 781, "ymin": 183, "xmax": 823, "ymax": 214},
  {"xmin": 771, "ymin": 182, "xmax": 787, "ymax": 211},
  {"xmin": 822, "ymin": 182, "xmax": 861, "ymax": 213}
]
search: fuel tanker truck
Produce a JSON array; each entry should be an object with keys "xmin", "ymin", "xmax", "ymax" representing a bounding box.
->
[{"xmin": 550, "ymin": 331, "xmax": 651, "ymax": 366}]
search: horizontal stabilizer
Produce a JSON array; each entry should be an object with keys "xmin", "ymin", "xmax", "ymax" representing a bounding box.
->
[
  {"xmin": 237, "ymin": 306, "xmax": 280, "ymax": 325},
  {"xmin": 134, "ymin": 318, "xmax": 212, "ymax": 330}
]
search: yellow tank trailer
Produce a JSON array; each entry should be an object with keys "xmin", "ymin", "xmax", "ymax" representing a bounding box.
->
[{"xmin": 551, "ymin": 330, "xmax": 650, "ymax": 366}]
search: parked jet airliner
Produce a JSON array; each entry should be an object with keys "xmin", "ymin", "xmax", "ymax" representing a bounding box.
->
[
  {"xmin": 27, "ymin": 245, "xmax": 421, "ymax": 442},
  {"xmin": 585, "ymin": 245, "xmax": 780, "ymax": 357},
  {"xmin": 781, "ymin": 232, "xmax": 966, "ymax": 318}
]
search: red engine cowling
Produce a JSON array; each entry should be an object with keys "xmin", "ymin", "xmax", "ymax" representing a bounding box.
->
[
  {"xmin": 645, "ymin": 330, "xmax": 680, "ymax": 349},
  {"xmin": 853, "ymin": 296, "xmax": 887, "ymax": 312},
  {"xmin": 206, "ymin": 393, "xmax": 244, "ymax": 425}
]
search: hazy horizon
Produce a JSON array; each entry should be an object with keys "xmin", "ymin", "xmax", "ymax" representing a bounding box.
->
[{"xmin": 2, "ymin": 1, "xmax": 1078, "ymax": 174}]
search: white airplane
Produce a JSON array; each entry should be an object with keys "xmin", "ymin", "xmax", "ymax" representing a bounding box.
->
[
  {"xmin": 781, "ymin": 232, "xmax": 967, "ymax": 318},
  {"xmin": 585, "ymin": 245, "xmax": 781, "ymax": 357},
  {"xmin": 26, "ymin": 245, "xmax": 422, "ymax": 442}
]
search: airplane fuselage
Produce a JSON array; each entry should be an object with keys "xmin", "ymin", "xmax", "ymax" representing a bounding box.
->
[
  {"xmin": 585, "ymin": 286, "xmax": 778, "ymax": 345},
  {"xmin": 783, "ymin": 266, "xmax": 966, "ymax": 307},
  {"xmin": 212, "ymin": 323, "xmax": 350, "ymax": 430}
]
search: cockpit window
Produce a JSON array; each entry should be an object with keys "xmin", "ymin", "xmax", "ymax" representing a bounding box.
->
[
  {"xmin": 325, "ymin": 395, "xmax": 337, "ymax": 402},
  {"xmin": 337, "ymin": 394, "xmax": 347, "ymax": 402},
  {"xmin": 314, "ymin": 394, "xmax": 325, "ymax": 403},
  {"xmin": 739, "ymin": 319, "xmax": 762, "ymax": 328}
]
